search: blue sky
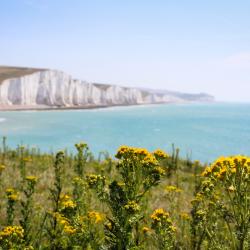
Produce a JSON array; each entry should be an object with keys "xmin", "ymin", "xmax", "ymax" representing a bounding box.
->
[{"xmin": 1, "ymin": 0, "xmax": 250, "ymax": 101}]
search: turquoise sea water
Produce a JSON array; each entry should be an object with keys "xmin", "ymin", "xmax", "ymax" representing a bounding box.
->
[{"xmin": 0, "ymin": 103, "xmax": 250, "ymax": 163}]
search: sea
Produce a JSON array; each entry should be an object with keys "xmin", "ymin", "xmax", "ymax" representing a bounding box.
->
[{"xmin": 0, "ymin": 102, "xmax": 250, "ymax": 163}]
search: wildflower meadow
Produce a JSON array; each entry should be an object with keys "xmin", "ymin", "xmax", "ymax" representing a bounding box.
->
[{"xmin": 0, "ymin": 138, "xmax": 249, "ymax": 249}]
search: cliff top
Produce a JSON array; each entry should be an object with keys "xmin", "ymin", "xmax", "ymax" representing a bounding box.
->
[{"xmin": 0, "ymin": 66, "xmax": 45, "ymax": 84}]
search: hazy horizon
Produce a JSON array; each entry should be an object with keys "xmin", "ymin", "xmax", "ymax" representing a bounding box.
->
[{"xmin": 1, "ymin": 0, "xmax": 250, "ymax": 102}]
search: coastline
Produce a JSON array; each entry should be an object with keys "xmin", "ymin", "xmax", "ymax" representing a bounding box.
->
[
  {"xmin": 0, "ymin": 101, "xmax": 218, "ymax": 112},
  {"xmin": 0, "ymin": 100, "xmax": 218, "ymax": 112},
  {"xmin": 0, "ymin": 101, "xmax": 217, "ymax": 112},
  {"xmin": 0, "ymin": 102, "xmax": 175, "ymax": 112}
]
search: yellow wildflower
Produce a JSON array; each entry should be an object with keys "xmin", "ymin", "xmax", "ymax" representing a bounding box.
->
[
  {"xmin": 165, "ymin": 185, "xmax": 182, "ymax": 193},
  {"xmin": 143, "ymin": 154, "xmax": 158, "ymax": 166},
  {"xmin": 169, "ymin": 225, "xmax": 177, "ymax": 232},
  {"xmin": 191, "ymin": 192, "xmax": 203, "ymax": 204},
  {"xmin": 72, "ymin": 176, "xmax": 83, "ymax": 184},
  {"xmin": 6, "ymin": 188, "xmax": 15, "ymax": 195},
  {"xmin": 8, "ymin": 194, "xmax": 19, "ymax": 201},
  {"xmin": 152, "ymin": 166, "xmax": 165, "ymax": 175},
  {"xmin": 231, "ymin": 167, "xmax": 236, "ymax": 173},
  {"xmin": 23, "ymin": 157, "xmax": 32, "ymax": 162},
  {"xmin": 117, "ymin": 181, "xmax": 125, "ymax": 187},
  {"xmin": 134, "ymin": 148, "xmax": 150, "ymax": 157},
  {"xmin": 106, "ymin": 222, "xmax": 112, "ymax": 230},
  {"xmin": 180, "ymin": 212, "xmax": 190, "ymax": 220},
  {"xmin": 153, "ymin": 149, "xmax": 169, "ymax": 159},
  {"xmin": 116, "ymin": 145, "xmax": 152, "ymax": 160},
  {"xmin": 61, "ymin": 200, "xmax": 76, "ymax": 209},
  {"xmin": 142, "ymin": 226, "xmax": 150, "ymax": 233},
  {"xmin": 86, "ymin": 174, "xmax": 105, "ymax": 186},
  {"xmin": 87, "ymin": 211, "xmax": 104, "ymax": 223},
  {"xmin": 151, "ymin": 208, "xmax": 169, "ymax": 222},
  {"xmin": 60, "ymin": 194, "xmax": 70, "ymax": 200},
  {"xmin": 63, "ymin": 225, "xmax": 76, "ymax": 234},
  {"xmin": 59, "ymin": 218, "xmax": 69, "ymax": 226},
  {"xmin": 115, "ymin": 145, "xmax": 131, "ymax": 158},
  {"xmin": 75, "ymin": 142, "xmax": 88, "ymax": 151},
  {"xmin": 6, "ymin": 188, "xmax": 19, "ymax": 201},
  {"xmin": 0, "ymin": 164, "xmax": 6, "ymax": 172},
  {"xmin": 202, "ymin": 155, "xmax": 250, "ymax": 180},
  {"xmin": 0, "ymin": 226, "xmax": 24, "ymax": 239},
  {"xmin": 26, "ymin": 175, "xmax": 38, "ymax": 183},
  {"xmin": 124, "ymin": 201, "xmax": 140, "ymax": 213}
]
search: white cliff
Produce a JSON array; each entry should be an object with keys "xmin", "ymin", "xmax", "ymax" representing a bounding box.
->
[{"xmin": 0, "ymin": 69, "xmax": 214, "ymax": 109}]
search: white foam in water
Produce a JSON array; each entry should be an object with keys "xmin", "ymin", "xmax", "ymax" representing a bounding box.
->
[{"xmin": 0, "ymin": 118, "xmax": 6, "ymax": 123}]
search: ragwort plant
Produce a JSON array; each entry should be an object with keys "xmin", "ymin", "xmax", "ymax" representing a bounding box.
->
[
  {"xmin": 19, "ymin": 175, "xmax": 38, "ymax": 246},
  {"xmin": 201, "ymin": 156, "xmax": 250, "ymax": 250},
  {"xmin": 46, "ymin": 150, "xmax": 66, "ymax": 249},
  {"xmin": 150, "ymin": 208, "xmax": 176, "ymax": 250},
  {"xmin": 5, "ymin": 188, "xmax": 19, "ymax": 226},
  {"xmin": 73, "ymin": 142, "xmax": 89, "ymax": 215},
  {"xmin": 87, "ymin": 146, "xmax": 169, "ymax": 249}
]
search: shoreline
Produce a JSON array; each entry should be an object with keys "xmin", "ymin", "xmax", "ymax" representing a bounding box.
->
[
  {"xmin": 0, "ymin": 102, "xmax": 175, "ymax": 112},
  {"xmin": 0, "ymin": 101, "xmax": 217, "ymax": 112}
]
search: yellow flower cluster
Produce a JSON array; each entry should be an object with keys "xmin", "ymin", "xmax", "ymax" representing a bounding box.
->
[
  {"xmin": 54, "ymin": 212, "xmax": 77, "ymax": 234},
  {"xmin": 179, "ymin": 212, "xmax": 190, "ymax": 220},
  {"xmin": 195, "ymin": 210, "xmax": 206, "ymax": 220},
  {"xmin": 6, "ymin": 188, "xmax": 19, "ymax": 201},
  {"xmin": 124, "ymin": 201, "xmax": 140, "ymax": 213},
  {"xmin": 151, "ymin": 208, "xmax": 170, "ymax": 223},
  {"xmin": 62, "ymin": 200, "xmax": 76, "ymax": 209},
  {"xmin": 60, "ymin": 194, "xmax": 71, "ymax": 200},
  {"xmin": 86, "ymin": 174, "xmax": 105, "ymax": 186},
  {"xmin": 75, "ymin": 142, "xmax": 88, "ymax": 151},
  {"xmin": 87, "ymin": 211, "xmax": 104, "ymax": 223},
  {"xmin": 142, "ymin": 154, "xmax": 158, "ymax": 166},
  {"xmin": 116, "ymin": 145, "xmax": 163, "ymax": 167},
  {"xmin": 151, "ymin": 208, "xmax": 176, "ymax": 232},
  {"xmin": 164, "ymin": 185, "xmax": 182, "ymax": 193},
  {"xmin": 142, "ymin": 226, "xmax": 150, "ymax": 233},
  {"xmin": 116, "ymin": 146, "xmax": 150, "ymax": 159},
  {"xmin": 23, "ymin": 157, "xmax": 32, "ymax": 163},
  {"xmin": 191, "ymin": 192, "xmax": 206, "ymax": 204},
  {"xmin": 0, "ymin": 164, "xmax": 6, "ymax": 172},
  {"xmin": 63, "ymin": 225, "xmax": 76, "ymax": 234},
  {"xmin": 152, "ymin": 166, "xmax": 165, "ymax": 175},
  {"xmin": 72, "ymin": 176, "xmax": 83, "ymax": 184},
  {"xmin": 60, "ymin": 194, "xmax": 76, "ymax": 209},
  {"xmin": 117, "ymin": 181, "xmax": 125, "ymax": 187},
  {"xmin": 153, "ymin": 149, "xmax": 169, "ymax": 159},
  {"xmin": 26, "ymin": 175, "xmax": 38, "ymax": 183},
  {"xmin": 202, "ymin": 155, "xmax": 250, "ymax": 180},
  {"xmin": 0, "ymin": 226, "xmax": 24, "ymax": 239}
]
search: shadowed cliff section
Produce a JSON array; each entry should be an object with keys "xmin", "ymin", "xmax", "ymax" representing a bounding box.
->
[{"xmin": 0, "ymin": 66, "xmax": 46, "ymax": 84}]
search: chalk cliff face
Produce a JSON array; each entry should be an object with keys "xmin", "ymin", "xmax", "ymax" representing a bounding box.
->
[{"xmin": 0, "ymin": 69, "xmax": 214, "ymax": 108}]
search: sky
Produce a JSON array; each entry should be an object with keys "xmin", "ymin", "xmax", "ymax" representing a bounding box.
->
[{"xmin": 1, "ymin": 0, "xmax": 250, "ymax": 102}]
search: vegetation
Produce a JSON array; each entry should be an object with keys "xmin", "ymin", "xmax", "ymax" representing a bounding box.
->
[
  {"xmin": 0, "ymin": 137, "xmax": 249, "ymax": 249},
  {"xmin": 0, "ymin": 66, "xmax": 44, "ymax": 84}
]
